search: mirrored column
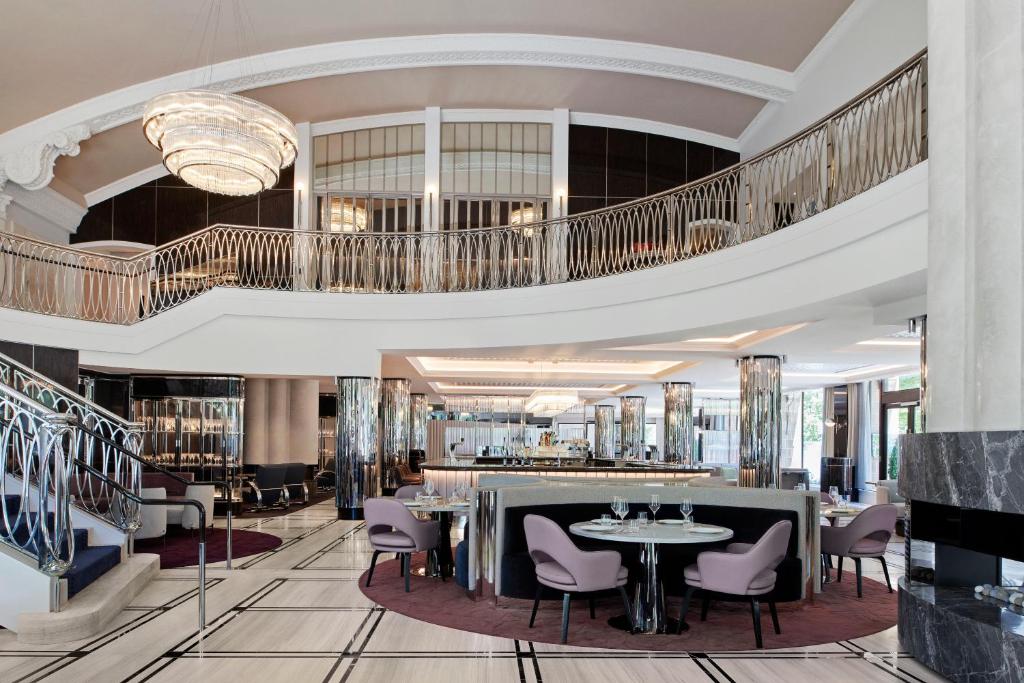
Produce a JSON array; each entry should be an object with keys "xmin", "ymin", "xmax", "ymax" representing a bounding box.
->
[
  {"xmin": 380, "ymin": 378, "xmax": 411, "ymax": 490},
  {"xmin": 620, "ymin": 395, "xmax": 646, "ymax": 460},
  {"xmin": 410, "ymin": 393, "xmax": 429, "ymax": 452},
  {"xmin": 663, "ymin": 382, "xmax": 694, "ymax": 465},
  {"xmin": 738, "ymin": 356, "xmax": 782, "ymax": 488},
  {"xmin": 336, "ymin": 376, "xmax": 381, "ymax": 518},
  {"xmin": 594, "ymin": 404, "xmax": 616, "ymax": 459}
]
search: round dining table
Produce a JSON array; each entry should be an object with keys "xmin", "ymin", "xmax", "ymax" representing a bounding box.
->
[
  {"xmin": 402, "ymin": 498, "xmax": 471, "ymax": 578},
  {"xmin": 570, "ymin": 520, "xmax": 733, "ymax": 635}
]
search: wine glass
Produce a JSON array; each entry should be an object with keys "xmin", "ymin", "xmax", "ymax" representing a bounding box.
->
[
  {"xmin": 828, "ymin": 486, "xmax": 839, "ymax": 505},
  {"xmin": 649, "ymin": 494, "xmax": 661, "ymax": 523},
  {"xmin": 615, "ymin": 498, "xmax": 629, "ymax": 526},
  {"xmin": 680, "ymin": 498, "xmax": 693, "ymax": 527},
  {"xmin": 424, "ymin": 479, "xmax": 435, "ymax": 498},
  {"xmin": 610, "ymin": 496, "xmax": 621, "ymax": 521}
]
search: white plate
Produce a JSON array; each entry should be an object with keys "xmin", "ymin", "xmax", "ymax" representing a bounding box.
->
[
  {"xmin": 450, "ymin": 501, "xmax": 470, "ymax": 507},
  {"xmin": 657, "ymin": 519, "xmax": 688, "ymax": 525},
  {"xmin": 577, "ymin": 524, "xmax": 616, "ymax": 532},
  {"xmin": 591, "ymin": 518, "xmax": 621, "ymax": 524},
  {"xmin": 401, "ymin": 500, "xmax": 421, "ymax": 506},
  {"xmin": 689, "ymin": 525, "xmax": 726, "ymax": 534}
]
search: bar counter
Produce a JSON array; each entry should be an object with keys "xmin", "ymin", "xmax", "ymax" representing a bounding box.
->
[{"xmin": 420, "ymin": 460, "xmax": 713, "ymax": 496}]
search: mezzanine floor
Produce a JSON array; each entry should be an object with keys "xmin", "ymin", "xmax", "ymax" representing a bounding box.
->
[{"xmin": 0, "ymin": 500, "xmax": 947, "ymax": 683}]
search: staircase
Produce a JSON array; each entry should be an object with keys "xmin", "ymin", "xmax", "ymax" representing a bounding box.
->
[{"xmin": 0, "ymin": 353, "xmax": 159, "ymax": 643}]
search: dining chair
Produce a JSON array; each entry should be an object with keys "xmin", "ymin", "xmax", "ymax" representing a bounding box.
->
[
  {"xmin": 820, "ymin": 503, "xmax": 897, "ymax": 597},
  {"xmin": 523, "ymin": 514, "xmax": 632, "ymax": 643},
  {"xmin": 364, "ymin": 498, "xmax": 440, "ymax": 592},
  {"xmin": 677, "ymin": 520, "xmax": 792, "ymax": 648},
  {"xmin": 394, "ymin": 484, "xmax": 425, "ymax": 499}
]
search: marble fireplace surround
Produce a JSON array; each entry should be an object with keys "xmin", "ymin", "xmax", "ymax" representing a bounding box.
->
[
  {"xmin": 899, "ymin": 431, "xmax": 1024, "ymax": 514},
  {"xmin": 898, "ymin": 430, "xmax": 1024, "ymax": 682}
]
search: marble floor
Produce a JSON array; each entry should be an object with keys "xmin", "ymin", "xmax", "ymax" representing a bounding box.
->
[{"xmin": 0, "ymin": 501, "xmax": 949, "ymax": 683}]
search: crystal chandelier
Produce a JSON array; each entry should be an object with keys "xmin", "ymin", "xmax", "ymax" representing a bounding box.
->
[{"xmin": 143, "ymin": 90, "xmax": 297, "ymax": 196}]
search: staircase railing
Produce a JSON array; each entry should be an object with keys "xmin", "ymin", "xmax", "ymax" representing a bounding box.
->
[
  {"xmin": 0, "ymin": 351, "xmax": 143, "ymax": 534},
  {"xmin": 0, "ymin": 50, "xmax": 926, "ymax": 325},
  {"xmin": 0, "ymin": 383, "xmax": 75, "ymax": 576}
]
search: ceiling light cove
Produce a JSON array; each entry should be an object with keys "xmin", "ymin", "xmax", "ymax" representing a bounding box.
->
[
  {"xmin": 685, "ymin": 330, "xmax": 759, "ymax": 344},
  {"xmin": 411, "ymin": 357, "xmax": 684, "ymax": 379}
]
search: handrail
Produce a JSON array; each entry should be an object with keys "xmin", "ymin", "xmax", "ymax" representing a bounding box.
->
[
  {"xmin": 73, "ymin": 457, "xmax": 209, "ymax": 631},
  {"xmin": 0, "ymin": 50, "xmax": 927, "ymax": 324},
  {"xmin": 0, "ymin": 350, "xmax": 144, "ymax": 534},
  {"xmin": 74, "ymin": 419, "xmax": 234, "ymax": 570}
]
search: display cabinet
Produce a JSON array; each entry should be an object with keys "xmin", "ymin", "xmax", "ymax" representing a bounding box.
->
[{"xmin": 130, "ymin": 376, "xmax": 244, "ymax": 484}]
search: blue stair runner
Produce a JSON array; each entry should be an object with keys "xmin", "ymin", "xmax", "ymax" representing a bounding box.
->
[{"xmin": 1, "ymin": 494, "xmax": 121, "ymax": 598}]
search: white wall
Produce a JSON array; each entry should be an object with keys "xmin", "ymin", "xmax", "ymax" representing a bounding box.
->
[{"xmin": 740, "ymin": 0, "xmax": 928, "ymax": 157}]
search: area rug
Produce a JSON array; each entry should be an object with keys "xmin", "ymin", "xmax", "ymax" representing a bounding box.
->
[
  {"xmin": 135, "ymin": 527, "xmax": 282, "ymax": 568},
  {"xmin": 359, "ymin": 552, "xmax": 897, "ymax": 651}
]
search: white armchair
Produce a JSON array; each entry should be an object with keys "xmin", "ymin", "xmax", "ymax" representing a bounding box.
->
[
  {"xmin": 167, "ymin": 484, "xmax": 216, "ymax": 530},
  {"xmin": 136, "ymin": 487, "xmax": 168, "ymax": 540}
]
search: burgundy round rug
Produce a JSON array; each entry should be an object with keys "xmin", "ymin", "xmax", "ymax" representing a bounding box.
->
[
  {"xmin": 136, "ymin": 527, "xmax": 282, "ymax": 568},
  {"xmin": 359, "ymin": 553, "xmax": 897, "ymax": 651}
]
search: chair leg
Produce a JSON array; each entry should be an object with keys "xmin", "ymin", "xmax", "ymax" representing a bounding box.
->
[
  {"xmin": 768, "ymin": 601, "xmax": 781, "ymax": 634},
  {"xmin": 366, "ymin": 550, "xmax": 381, "ymax": 587},
  {"xmin": 750, "ymin": 598, "xmax": 764, "ymax": 649},
  {"xmin": 529, "ymin": 584, "xmax": 542, "ymax": 628},
  {"xmin": 561, "ymin": 593, "xmax": 571, "ymax": 644},
  {"xmin": 397, "ymin": 553, "xmax": 403, "ymax": 575},
  {"xmin": 700, "ymin": 595, "xmax": 710, "ymax": 622},
  {"xmin": 588, "ymin": 596, "xmax": 596, "ymax": 619},
  {"xmin": 855, "ymin": 557, "xmax": 863, "ymax": 598},
  {"xmin": 677, "ymin": 586, "xmax": 696, "ymax": 634},
  {"xmin": 619, "ymin": 586, "xmax": 634, "ymax": 630},
  {"xmin": 404, "ymin": 554, "xmax": 411, "ymax": 593},
  {"xmin": 880, "ymin": 556, "xmax": 893, "ymax": 593},
  {"xmin": 837, "ymin": 556, "xmax": 844, "ymax": 582}
]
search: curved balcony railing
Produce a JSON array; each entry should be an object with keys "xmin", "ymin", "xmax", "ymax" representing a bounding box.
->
[{"xmin": 0, "ymin": 51, "xmax": 926, "ymax": 326}]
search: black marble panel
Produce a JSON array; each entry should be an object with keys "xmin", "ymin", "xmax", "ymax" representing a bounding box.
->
[
  {"xmin": 258, "ymin": 189, "xmax": 293, "ymax": 228},
  {"xmin": 568, "ymin": 125, "xmax": 606, "ymax": 198},
  {"xmin": 209, "ymin": 192, "xmax": 259, "ymax": 228},
  {"xmin": 900, "ymin": 431, "xmax": 1024, "ymax": 514},
  {"xmin": 156, "ymin": 186, "xmax": 207, "ymax": 243},
  {"xmin": 0, "ymin": 340, "xmax": 34, "ymax": 367},
  {"xmin": 714, "ymin": 148, "xmax": 740, "ymax": 172},
  {"xmin": 685, "ymin": 141, "xmax": 715, "ymax": 183},
  {"xmin": 647, "ymin": 134, "xmax": 686, "ymax": 193},
  {"xmin": 0, "ymin": 341, "xmax": 78, "ymax": 390},
  {"xmin": 899, "ymin": 578, "xmax": 1024, "ymax": 682},
  {"xmin": 606, "ymin": 128, "xmax": 646, "ymax": 198},
  {"xmin": 73, "ymin": 198, "xmax": 113, "ymax": 243},
  {"xmin": 113, "ymin": 185, "xmax": 157, "ymax": 244},
  {"xmin": 567, "ymin": 197, "xmax": 606, "ymax": 215}
]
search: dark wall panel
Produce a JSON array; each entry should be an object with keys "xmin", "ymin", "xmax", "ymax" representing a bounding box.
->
[
  {"xmin": 568, "ymin": 125, "xmax": 738, "ymax": 214},
  {"xmin": 72, "ymin": 167, "xmax": 295, "ymax": 247},
  {"xmin": 0, "ymin": 340, "xmax": 79, "ymax": 390}
]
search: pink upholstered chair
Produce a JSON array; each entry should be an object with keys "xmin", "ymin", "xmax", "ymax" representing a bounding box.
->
[
  {"xmin": 364, "ymin": 498, "xmax": 440, "ymax": 592},
  {"xmin": 523, "ymin": 514, "xmax": 632, "ymax": 643},
  {"xmin": 821, "ymin": 503, "xmax": 897, "ymax": 597},
  {"xmin": 677, "ymin": 520, "xmax": 792, "ymax": 648},
  {"xmin": 394, "ymin": 485, "xmax": 424, "ymax": 500}
]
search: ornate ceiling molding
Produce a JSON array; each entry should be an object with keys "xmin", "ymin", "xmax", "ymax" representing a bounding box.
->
[
  {"xmin": 0, "ymin": 34, "xmax": 794, "ymax": 191},
  {"xmin": 0, "ymin": 124, "xmax": 91, "ymax": 191}
]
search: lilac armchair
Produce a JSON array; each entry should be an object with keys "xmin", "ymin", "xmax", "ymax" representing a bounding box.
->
[
  {"xmin": 394, "ymin": 485, "xmax": 425, "ymax": 500},
  {"xmin": 523, "ymin": 515, "xmax": 631, "ymax": 643},
  {"xmin": 821, "ymin": 503, "xmax": 897, "ymax": 597},
  {"xmin": 364, "ymin": 498, "xmax": 440, "ymax": 592},
  {"xmin": 677, "ymin": 520, "xmax": 792, "ymax": 648}
]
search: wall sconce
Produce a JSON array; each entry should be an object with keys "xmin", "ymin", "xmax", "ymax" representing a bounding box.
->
[
  {"xmin": 295, "ymin": 182, "xmax": 304, "ymax": 229},
  {"xmin": 426, "ymin": 185, "xmax": 436, "ymax": 228},
  {"xmin": 556, "ymin": 188, "xmax": 566, "ymax": 217}
]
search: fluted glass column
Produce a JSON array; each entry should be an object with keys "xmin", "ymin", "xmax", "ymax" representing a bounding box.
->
[
  {"xmin": 619, "ymin": 396, "xmax": 646, "ymax": 460},
  {"xmin": 594, "ymin": 404, "xmax": 615, "ymax": 459},
  {"xmin": 380, "ymin": 378, "xmax": 411, "ymax": 490},
  {"xmin": 663, "ymin": 382, "xmax": 694, "ymax": 465},
  {"xmin": 410, "ymin": 393, "xmax": 429, "ymax": 452},
  {"xmin": 738, "ymin": 356, "xmax": 782, "ymax": 488},
  {"xmin": 336, "ymin": 376, "xmax": 381, "ymax": 518}
]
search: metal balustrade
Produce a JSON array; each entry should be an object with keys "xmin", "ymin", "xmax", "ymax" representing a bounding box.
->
[{"xmin": 0, "ymin": 51, "xmax": 926, "ymax": 326}]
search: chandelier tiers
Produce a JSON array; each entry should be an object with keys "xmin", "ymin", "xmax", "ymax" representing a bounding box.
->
[{"xmin": 143, "ymin": 90, "xmax": 298, "ymax": 196}]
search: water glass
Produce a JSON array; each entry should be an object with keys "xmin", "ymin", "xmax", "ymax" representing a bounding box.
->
[
  {"xmin": 828, "ymin": 486, "xmax": 839, "ymax": 504},
  {"xmin": 600, "ymin": 514, "xmax": 613, "ymax": 528},
  {"xmin": 794, "ymin": 483, "xmax": 807, "ymax": 491},
  {"xmin": 627, "ymin": 518, "xmax": 641, "ymax": 534},
  {"xmin": 637, "ymin": 511, "xmax": 648, "ymax": 526},
  {"xmin": 649, "ymin": 494, "xmax": 661, "ymax": 522},
  {"xmin": 680, "ymin": 498, "xmax": 693, "ymax": 527}
]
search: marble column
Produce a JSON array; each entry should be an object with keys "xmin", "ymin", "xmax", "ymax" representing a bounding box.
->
[
  {"xmin": 619, "ymin": 396, "xmax": 646, "ymax": 460},
  {"xmin": 663, "ymin": 382, "xmax": 694, "ymax": 465},
  {"xmin": 336, "ymin": 376, "xmax": 380, "ymax": 517},
  {"xmin": 738, "ymin": 356, "xmax": 782, "ymax": 488},
  {"xmin": 379, "ymin": 378, "xmax": 411, "ymax": 490},
  {"xmin": 926, "ymin": 0, "xmax": 1024, "ymax": 432},
  {"xmin": 594, "ymin": 404, "xmax": 615, "ymax": 459},
  {"xmin": 410, "ymin": 393, "xmax": 429, "ymax": 452}
]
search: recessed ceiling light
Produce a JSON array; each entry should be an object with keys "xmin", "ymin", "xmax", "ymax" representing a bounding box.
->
[
  {"xmin": 855, "ymin": 339, "xmax": 921, "ymax": 347},
  {"xmin": 685, "ymin": 330, "xmax": 759, "ymax": 344}
]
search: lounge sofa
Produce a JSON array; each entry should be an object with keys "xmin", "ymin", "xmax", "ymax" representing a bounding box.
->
[{"xmin": 136, "ymin": 472, "xmax": 216, "ymax": 539}]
